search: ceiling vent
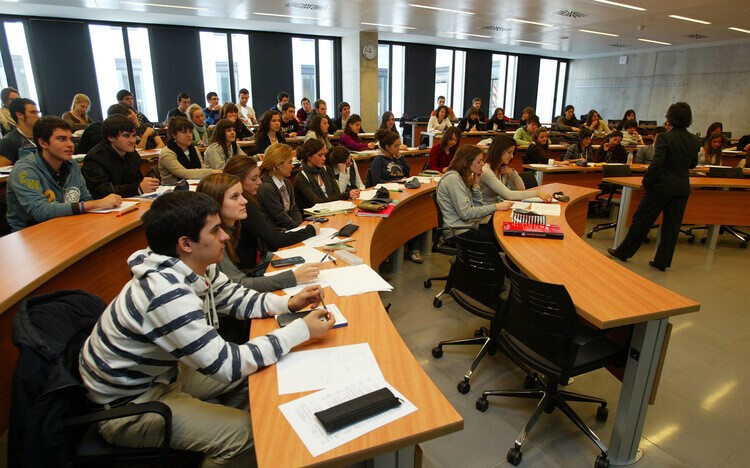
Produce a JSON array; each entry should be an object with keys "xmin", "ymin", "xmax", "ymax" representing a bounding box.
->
[
  {"xmin": 480, "ymin": 26, "xmax": 510, "ymax": 32},
  {"xmin": 283, "ymin": 2, "xmax": 326, "ymax": 10},
  {"xmin": 554, "ymin": 10, "xmax": 589, "ymax": 18},
  {"xmin": 609, "ymin": 43, "xmax": 628, "ymax": 48},
  {"xmin": 685, "ymin": 33, "xmax": 710, "ymax": 39}
]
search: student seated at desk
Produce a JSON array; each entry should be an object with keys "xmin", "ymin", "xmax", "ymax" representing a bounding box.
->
[
  {"xmin": 82, "ymin": 115, "xmax": 159, "ymax": 198},
  {"xmin": 635, "ymin": 126, "xmax": 666, "ymax": 164},
  {"xmin": 78, "ymin": 190, "xmax": 332, "ymax": 467},
  {"xmin": 254, "ymin": 144, "xmax": 306, "ymax": 231},
  {"xmin": 519, "ymin": 106, "xmax": 535, "ymax": 126},
  {"xmin": 198, "ymin": 172, "xmax": 319, "ymax": 290},
  {"xmin": 522, "ymin": 127, "xmax": 551, "ymax": 164},
  {"xmin": 340, "ymin": 114, "xmax": 376, "ymax": 152},
  {"xmin": 220, "ymin": 103, "xmax": 253, "ymax": 141},
  {"xmin": 436, "ymin": 145, "xmax": 513, "ymax": 244},
  {"xmin": 485, "ymin": 107, "xmax": 507, "ymax": 132},
  {"xmin": 204, "ymin": 119, "xmax": 246, "ymax": 170},
  {"xmin": 616, "ymin": 109, "xmax": 637, "ymax": 131},
  {"xmin": 0, "ymin": 98, "xmax": 39, "ymax": 166},
  {"xmin": 594, "ymin": 130, "xmax": 627, "ymax": 163},
  {"xmin": 556, "ymin": 105, "xmax": 581, "ymax": 132},
  {"xmin": 158, "ymin": 116, "xmax": 218, "ymax": 185},
  {"xmin": 328, "ymin": 146, "xmax": 365, "ymax": 193},
  {"xmin": 255, "ymin": 110, "xmax": 288, "ymax": 155},
  {"xmin": 6, "ymin": 116, "xmax": 122, "ymax": 231},
  {"xmin": 481, "ymin": 134, "xmax": 552, "ymax": 204},
  {"xmin": 61, "ymin": 93, "xmax": 93, "ymax": 131},
  {"xmin": 379, "ymin": 112, "xmax": 408, "ymax": 150},
  {"xmin": 563, "ymin": 128, "xmax": 594, "ymax": 163},
  {"xmin": 513, "ymin": 114, "xmax": 540, "ymax": 146},
  {"xmin": 428, "ymin": 126, "xmax": 461, "ymax": 173},
  {"xmin": 427, "ymin": 105, "xmax": 453, "ymax": 133},
  {"xmin": 304, "ymin": 114, "xmax": 332, "ymax": 150},
  {"xmin": 457, "ymin": 108, "xmax": 482, "ymax": 133},
  {"xmin": 697, "ymin": 130, "xmax": 724, "ymax": 166},
  {"xmin": 584, "ymin": 109, "xmax": 610, "ymax": 135},
  {"xmin": 621, "ymin": 120, "xmax": 644, "ymax": 146},
  {"xmin": 369, "ymin": 128, "xmax": 410, "ymax": 185},
  {"xmin": 203, "ymin": 91, "xmax": 221, "ymax": 125},
  {"xmin": 280, "ymin": 102, "xmax": 303, "ymax": 137},
  {"xmin": 188, "ymin": 104, "xmax": 211, "ymax": 146},
  {"xmin": 703, "ymin": 122, "xmax": 723, "ymax": 145},
  {"xmin": 332, "ymin": 101, "xmax": 351, "ymax": 132},
  {"xmin": 295, "ymin": 139, "xmax": 359, "ymax": 211}
]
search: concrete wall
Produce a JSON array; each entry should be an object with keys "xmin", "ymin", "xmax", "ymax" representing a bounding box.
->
[
  {"xmin": 565, "ymin": 43, "xmax": 750, "ymax": 138},
  {"xmin": 340, "ymin": 31, "xmax": 379, "ymax": 132}
]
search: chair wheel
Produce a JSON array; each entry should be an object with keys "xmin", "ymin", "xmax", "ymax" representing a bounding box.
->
[
  {"xmin": 544, "ymin": 401, "xmax": 555, "ymax": 414},
  {"xmin": 423, "ymin": 279, "xmax": 432, "ymax": 288},
  {"xmin": 524, "ymin": 375, "xmax": 538, "ymax": 389},
  {"xmin": 507, "ymin": 447, "xmax": 522, "ymax": 466},
  {"xmin": 595, "ymin": 454, "xmax": 609, "ymax": 468},
  {"xmin": 474, "ymin": 329, "xmax": 484, "ymax": 338},
  {"xmin": 741, "ymin": 242, "xmax": 747, "ymax": 249},
  {"xmin": 431, "ymin": 347, "xmax": 443, "ymax": 358},
  {"xmin": 643, "ymin": 237, "xmax": 650, "ymax": 244},
  {"xmin": 433, "ymin": 298, "xmax": 442, "ymax": 308},
  {"xmin": 687, "ymin": 237, "xmax": 695, "ymax": 243},
  {"xmin": 596, "ymin": 405, "xmax": 609, "ymax": 421},
  {"xmin": 476, "ymin": 396, "xmax": 489, "ymax": 412},
  {"xmin": 488, "ymin": 344, "xmax": 497, "ymax": 356},
  {"xmin": 586, "ymin": 232, "xmax": 593, "ymax": 238},
  {"xmin": 457, "ymin": 380, "xmax": 470, "ymax": 394},
  {"xmin": 700, "ymin": 237, "xmax": 706, "ymax": 244}
]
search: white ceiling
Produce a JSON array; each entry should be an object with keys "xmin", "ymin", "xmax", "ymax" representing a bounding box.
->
[{"xmin": 2, "ymin": 0, "xmax": 750, "ymax": 59}]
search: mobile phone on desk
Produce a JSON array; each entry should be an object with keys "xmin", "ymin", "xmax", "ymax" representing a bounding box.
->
[
  {"xmin": 305, "ymin": 216, "xmax": 329, "ymax": 223},
  {"xmin": 270, "ymin": 256, "xmax": 305, "ymax": 268}
]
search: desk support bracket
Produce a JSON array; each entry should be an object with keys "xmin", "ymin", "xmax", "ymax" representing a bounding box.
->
[
  {"xmin": 612, "ymin": 186, "xmax": 632, "ymax": 249},
  {"xmin": 609, "ymin": 317, "xmax": 669, "ymax": 465}
]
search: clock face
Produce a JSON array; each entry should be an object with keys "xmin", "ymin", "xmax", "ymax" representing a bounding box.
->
[{"xmin": 362, "ymin": 44, "xmax": 377, "ymax": 60}]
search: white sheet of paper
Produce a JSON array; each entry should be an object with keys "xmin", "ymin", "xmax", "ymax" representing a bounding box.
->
[
  {"xmin": 374, "ymin": 183, "xmax": 402, "ymax": 191},
  {"xmin": 322, "ymin": 264, "xmax": 393, "ymax": 296},
  {"xmin": 139, "ymin": 185, "xmax": 174, "ymax": 200},
  {"xmin": 308, "ymin": 201, "xmax": 355, "ymax": 212},
  {"xmin": 89, "ymin": 201, "xmax": 139, "ymax": 214},
  {"xmin": 357, "ymin": 190, "xmax": 378, "ymax": 200},
  {"xmin": 278, "ymin": 378, "xmax": 417, "ymax": 457},
  {"xmin": 302, "ymin": 228, "xmax": 340, "ymax": 247},
  {"xmin": 274, "ymin": 245, "xmax": 331, "ymax": 264},
  {"xmin": 527, "ymin": 164, "xmax": 549, "ymax": 169},
  {"xmin": 277, "ymin": 343, "xmax": 383, "ymax": 395},
  {"xmin": 514, "ymin": 202, "xmax": 561, "ymax": 216},
  {"xmin": 414, "ymin": 176, "xmax": 433, "ymax": 184}
]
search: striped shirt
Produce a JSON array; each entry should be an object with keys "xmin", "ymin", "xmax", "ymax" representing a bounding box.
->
[{"xmin": 79, "ymin": 249, "xmax": 309, "ymax": 405}]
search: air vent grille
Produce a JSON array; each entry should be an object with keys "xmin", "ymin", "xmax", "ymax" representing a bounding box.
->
[
  {"xmin": 480, "ymin": 26, "xmax": 510, "ymax": 32},
  {"xmin": 283, "ymin": 2, "xmax": 326, "ymax": 10},
  {"xmin": 554, "ymin": 10, "xmax": 589, "ymax": 18},
  {"xmin": 609, "ymin": 43, "xmax": 628, "ymax": 48},
  {"xmin": 685, "ymin": 33, "xmax": 709, "ymax": 39}
]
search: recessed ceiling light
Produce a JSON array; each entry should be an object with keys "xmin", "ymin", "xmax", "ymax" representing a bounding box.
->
[
  {"xmin": 579, "ymin": 29, "xmax": 619, "ymax": 37},
  {"xmin": 668, "ymin": 15, "xmax": 711, "ymax": 25},
  {"xmin": 446, "ymin": 31, "xmax": 491, "ymax": 39},
  {"xmin": 361, "ymin": 22, "xmax": 416, "ymax": 31},
  {"xmin": 122, "ymin": 1, "xmax": 209, "ymax": 11},
  {"xmin": 638, "ymin": 38, "xmax": 672, "ymax": 45},
  {"xmin": 593, "ymin": 0, "xmax": 646, "ymax": 12},
  {"xmin": 409, "ymin": 4, "xmax": 474, "ymax": 16},
  {"xmin": 516, "ymin": 39, "xmax": 551, "ymax": 46},
  {"xmin": 729, "ymin": 27, "xmax": 750, "ymax": 34},
  {"xmin": 507, "ymin": 18, "xmax": 554, "ymax": 28},
  {"xmin": 254, "ymin": 12, "xmax": 320, "ymax": 20}
]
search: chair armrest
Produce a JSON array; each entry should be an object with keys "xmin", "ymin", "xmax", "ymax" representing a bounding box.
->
[{"xmin": 66, "ymin": 401, "xmax": 173, "ymax": 449}]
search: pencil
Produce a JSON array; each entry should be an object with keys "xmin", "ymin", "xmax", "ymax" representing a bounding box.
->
[{"xmin": 116, "ymin": 205, "xmax": 139, "ymax": 217}]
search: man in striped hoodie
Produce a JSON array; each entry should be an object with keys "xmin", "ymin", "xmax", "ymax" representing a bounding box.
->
[{"xmin": 79, "ymin": 191, "xmax": 333, "ymax": 466}]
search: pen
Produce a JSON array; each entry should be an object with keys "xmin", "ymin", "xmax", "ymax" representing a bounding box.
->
[
  {"xmin": 320, "ymin": 251, "xmax": 331, "ymax": 263},
  {"xmin": 116, "ymin": 205, "xmax": 139, "ymax": 217},
  {"xmin": 318, "ymin": 290, "xmax": 329, "ymax": 316},
  {"xmin": 329, "ymin": 255, "xmax": 338, "ymax": 266}
]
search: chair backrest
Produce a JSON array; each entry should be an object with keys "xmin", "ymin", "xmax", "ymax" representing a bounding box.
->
[
  {"xmin": 519, "ymin": 171, "xmax": 538, "ymax": 188},
  {"xmin": 501, "ymin": 262, "xmax": 579, "ymax": 371},
  {"xmin": 430, "ymin": 192, "xmax": 455, "ymax": 254},
  {"xmin": 608, "ymin": 119, "xmax": 620, "ymax": 127},
  {"xmin": 601, "ymin": 164, "xmax": 632, "ymax": 177},
  {"xmin": 722, "ymin": 131, "xmax": 732, "ymax": 139},
  {"xmin": 365, "ymin": 167, "xmax": 373, "ymax": 188},
  {"xmin": 708, "ymin": 166, "xmax": 744, "ymax": 178},
  {"xmin": 639, "ymin": 120, "xmax": 657, "ymax": 126},
  {"xmin": 448, "ymin": 235, "xmax": 506, "ymax": 321}
]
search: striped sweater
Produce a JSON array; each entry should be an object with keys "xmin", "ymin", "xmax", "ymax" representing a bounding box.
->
[{"xmin": 79, "ymin": 249, "xmax": 309, "ymax": 405}]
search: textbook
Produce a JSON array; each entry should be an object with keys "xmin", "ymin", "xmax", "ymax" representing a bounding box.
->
[
  {"xmin": 502, "ymin": 222, "xmax": 564, "ymax": 239},
  {"xmin": 355, "ymin": 203, "xmax": 396, "ymax": 218}
]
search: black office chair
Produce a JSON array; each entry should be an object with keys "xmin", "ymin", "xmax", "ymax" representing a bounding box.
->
[
  {"xmin": 607, "ymin": 119, "xmax": 620, "ymax": 128},
  {"xmin": 685, "ymin": 167, "xmax": 748, "ymax": 248},
  {"xmin": 587, "ymin": 164, "xmax": 632, "ymax": 238},
  {"xmin": 431, "ymin": 235, "xmax": 507, "ymax": 394},
  {"xmin": 638, "ymin": 120, "xmax": 657, "ymax": 127},
  {"xmin": 423, "ymin": 193, "xmax": 459, "ymax": 307},
  {"xmin": 518, "ymin": 171, "xmax": 538, "ymax": 189},
  {"xmin": 9, "ymin": 290, "xmax": 201, "ymax": 468},
  {"xmin": 475, "ymin": 262, "xmax": 626, "ymax": 468},
  {"xmin": 0, "ymin": 192, "xmax": 11, "ymax": 237}
]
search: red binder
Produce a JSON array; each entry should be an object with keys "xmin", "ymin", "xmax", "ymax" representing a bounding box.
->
[{"xmin": 502, "ymin": 222, "xmax": 564, "ymax": 239}]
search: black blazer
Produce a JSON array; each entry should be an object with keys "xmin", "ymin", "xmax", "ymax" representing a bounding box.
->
[{"xmin": 643, "ymin": 128, "xmax": 699, "ymax": 196}]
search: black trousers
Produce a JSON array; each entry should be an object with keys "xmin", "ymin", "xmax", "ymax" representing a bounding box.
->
[{"xmin": 614, "ymin": 192, "xmax": 689, "ymax": 268}]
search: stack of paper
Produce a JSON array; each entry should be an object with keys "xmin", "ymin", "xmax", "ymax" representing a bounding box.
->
[
  {"xmin": 357, "ymin": 190, "xmax": 379, "ymax": 200},
  {"xmin": 304, "ymin": 201, "xmax": 355, "ymax": 215},
  {"xmin": 274, "ymin": 245, "xmax": 335, "ymax": 264},
  {"xmin": 512, "ymin": 202, "xmax": 561, "ymax": 216},
  {"xmin": 374, "ymin": 183, "xmax": 402, "ymax": 191},
  {"xmin": 302, "ymin": 228, "xmax": 340, "ymax": 247},
  {"xmin": 89, "ymin": 201, "xmax": 140, "ymax": 214}
]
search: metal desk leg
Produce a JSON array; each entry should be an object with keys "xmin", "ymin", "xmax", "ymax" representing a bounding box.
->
[
  {"xmin": 609, "ymin": 318, "xmax": 669, "ymax": 465},
  {"xmin": 390, "ymin": 246, "xmax": 404, "ymax": 274},
  {"xmin": 422, "ymin": 230, "xmax": 432, "ymax": 255},
  {"xmin": 705, "ymin": 225, "xmax": 720, "ymax": 250},
  {"xmin": 612, "ymin": 186, "xmax": 633, "ymax": 249},
  {"xmin": 535, "ymin": 171, "xmax": 544, "ymax": 186},
  {"xmin": 373, "ymin": 445, "xmax": 415, "ymax": 468}
]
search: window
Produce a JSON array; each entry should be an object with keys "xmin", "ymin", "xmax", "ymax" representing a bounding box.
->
[
  {"xmin": 127, "ymin": 28, "xmax": 158, "ymax": 122},
  {"xmin": 377, "ymin": 44, "xmax": 390, "ymax": 116},
  {"xmin": 90, "ymin": 25, "xmax": 128, "ymax": 118},
  {"xmin": 200, "ymin": 32, "xmax": 232, "ymax": 105},
  {"xmin": 377, "ymin": 44, "xmax": 405, "ymax": 122},
  {"xmin": 0, "ymin": 52, "xmax": 8, "ymax": 89},
  {"xmin": 555, "ymin": 62, "xmax": 567, "ymax": 121},
  {"xmin": 292, "ymin": 38, "xmax": 317, "ymax": 107},
  {"xmin": 535, "ymin": 58, "xmax": 568, "ymax": 124},
  {"xmin": 390, "ymin": 45, "xmax": 405, "ymax": 120},
  {"xmin": 318, "ymin": 39, "xmax": 334, "ymax": 110},
  {"xmin": 4, "ymin": 22, "xmax": 39, "ymax": 106},
  {"xmin": 231, "ymin": 34, "xmax": 252, "ymax": 106},
  {"xmin": 451, "ymin": 51, "xmax": 466, "ymax": 114},
  {"xmin": 489, "ymin": 54, "xmax": 508, "ymax": 112},
  {"xmin": 434, "ymin": 49, "xmax": 453, "ymax": 106},
  {"xmin": 505, "ymin": 55, "xmax": 518, "ymax": 118}
]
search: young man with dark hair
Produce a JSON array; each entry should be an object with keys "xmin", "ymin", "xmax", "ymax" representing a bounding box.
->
[
  {"xmin": 236, "ymin": 88, "xmax": 257, "ymax": 125},
  {"xmin": 165, "ymin": 92, "xmax": 191, "ymax": 122},
  {"xmin": 159, "ymin": 116, "xmax": 218, "ymax": 184},
  {"xmin": 271, "ymin": 92, "xmax": 289, "ymax": 113},
  {"xmin": 332, "ymin": 101, "xmax": 351, "ymax": 132},
  {"xmin": 79, "ymin": 190, "xmax": 333, "ymax": 465},
  {"xmin": 621, "ymin": 119, "xmax": 645, "ymax": 146},
  {"xmin": 280, "ymin": 102, "xmax": 302, "ymax": 137},
  {"xmin": 116, "ymin": 89, "xmax": 152, "ymax": 127},
  {"xmin": 513, "ymin": 114, "xmax": 540, "ymax": 145},
  {"xmin": 296, "ymin": 97, "xmax": 312, "ymax": 124},
  {"xmin": 203, "ymin": 91, "xmax": 221, "ymax": 125},
  {"xmin": 6, "ymin": 116, "xmax": 122, "ymax": 231},
  {"xmin": 0, "ymin": 98, "xmax": 39, "ymax": 166},
  {"xmin": 0, "ymin": 87, "xmax": 20, "ymax": 135},
  {"xmin": 608, "ymin": 102, "xmax": 699, "ymax": 271},
  {"xmin": 305, "ymin": 99, "xmax": 337, "ymax": 134},
  {"xmin": 464, "ymin": 97, "xmax": 486, "ymax": 122},
  {"xmin": 431, "ymin": 95, "xmax": 456, "ymax": 119},
  {"xmin": 82, "ymin": 115, "xmax": 160, "ymax": 198}
]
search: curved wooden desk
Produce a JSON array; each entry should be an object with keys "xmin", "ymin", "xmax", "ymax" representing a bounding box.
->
[
  {"xmin": 249, "ymin": 183, "xmax": 464, "ymax": 467},
  {"xmin": 493, "ymin": 182, "xmax": 700, "ymax": 465}
]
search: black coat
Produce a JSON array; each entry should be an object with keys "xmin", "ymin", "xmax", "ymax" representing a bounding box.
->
[
  {"xmin": 643, "ymin": 128, "xmax": 699, "ymax": 196},
  {"xmin": 82, "ymin": 141, "xmax": 144, "ymax": 198}
]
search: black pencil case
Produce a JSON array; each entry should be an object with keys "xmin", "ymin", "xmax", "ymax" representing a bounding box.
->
[
  {"xmin": 314, "ymin": 387, "xmax": 401, "ymax": 433},
  {"xmin": 336, "ymin": 223, "xmax": 359, "ymax": 237}
]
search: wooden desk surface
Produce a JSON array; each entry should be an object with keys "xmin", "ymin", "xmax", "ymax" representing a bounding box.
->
[
  {"xmin": 493, "ymin": 182, "xmax": 700, "ymax": 329},
  {"xmin": 604, "ymin": 176, "xmax": 750, "ymax": 190},
  {"xmin": 249, "ymin": 183, "xmax": 463, "ymax": 467}
]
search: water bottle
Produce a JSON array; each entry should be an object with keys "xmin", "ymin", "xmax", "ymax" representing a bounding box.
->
[{"xmin": 627, "ymin": 151, "xmax": 634, "ymax": 165}]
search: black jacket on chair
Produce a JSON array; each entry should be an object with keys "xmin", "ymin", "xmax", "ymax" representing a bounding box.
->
[{"xmin": 643, "ymin": 127, "xmax": 699, "ymax": 196}]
